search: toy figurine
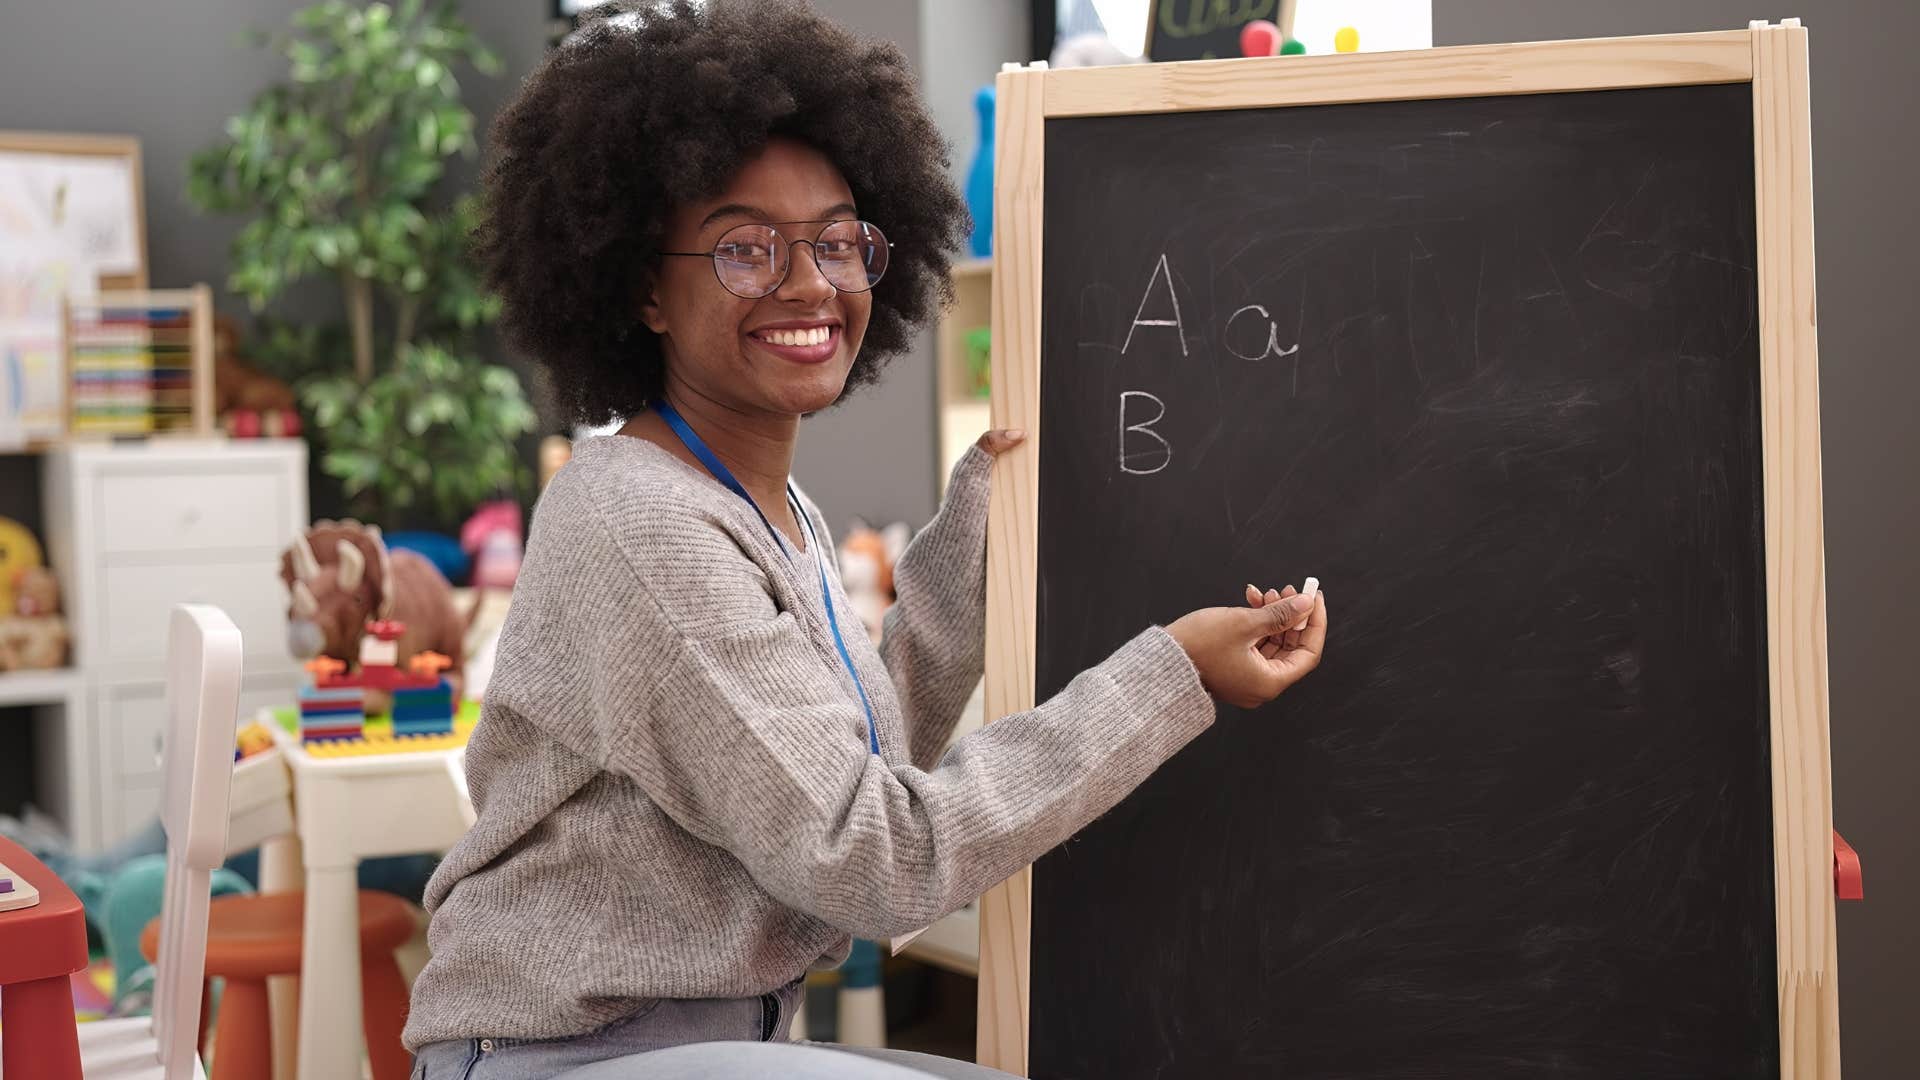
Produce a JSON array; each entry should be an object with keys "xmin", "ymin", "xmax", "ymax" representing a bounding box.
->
[{"xmin": 279, "ymin": 520, "xmax": 477, "ymax": 711}]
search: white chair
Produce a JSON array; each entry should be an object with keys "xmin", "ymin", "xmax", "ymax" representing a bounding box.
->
[
  {"xmin": 76, "ymin": 605, "xmax": 243, "ymax": 1079},
  {"xmin": 447, "ymin": 745, "xmax": 476, "ymax": 828}
]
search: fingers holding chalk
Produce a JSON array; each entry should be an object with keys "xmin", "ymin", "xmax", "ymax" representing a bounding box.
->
[
  {"xmin": 1263, "ymin": 587, "xmax": 1288, "ymax": 657},
  {"xmin": 1295, "ymin": 576, "xmax": 1319, "ymax": 631},
  {"xmin": 1247, "ymin": 582, "xmax": 1318, "ymax": 658}
]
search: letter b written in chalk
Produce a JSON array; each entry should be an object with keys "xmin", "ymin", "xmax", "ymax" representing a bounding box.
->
[{"xmin": 1119, "ymin": 391, "xmax": 1172, "ymax": 475}]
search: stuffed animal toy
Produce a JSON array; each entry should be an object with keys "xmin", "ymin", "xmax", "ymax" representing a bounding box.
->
[
  {"xmin": 0, "ymin": 615, "xmax": 68, "ymax": 670},
  {"xmin": 0, "ymin": 516, "xmax": 44, "ymax": 614},
  {"xmin": 212, "ymin": 315, "xmax": 301, "ymax": 438},
  {"xmin": 279, "ymin": 520, "xmax": 477, "ymax": 706},
  {"xmin": 837, "ymin": 520, "xmax": 909, "ymax": 642},
  {"xmin": 0, "ymin": 537, "xmax": 66, "ymax": 671},
  {"xmin": 15, "ymin": 565, "xmax": 60, "ymax": 616},
  {"xmin": 212, "ymin": 316, "xmax": 297, "ymax": 412}
]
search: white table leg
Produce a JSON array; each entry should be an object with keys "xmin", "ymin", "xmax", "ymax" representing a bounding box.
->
[
  {"xmin": 298, "ymin": 861, "xmax": 364, "ymax": 1080},
  {"xmin": 837, "ymin": 984, "xmax": 885, "ymax": 1047},
  {"xmin": 259, "ymin": 834, "xmax": 303, "ymax": 1080}
]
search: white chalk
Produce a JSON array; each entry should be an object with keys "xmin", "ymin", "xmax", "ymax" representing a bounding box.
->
[{"xmin": 1295, "ymin": 576, "xmax": 1319, "ymax": 630}]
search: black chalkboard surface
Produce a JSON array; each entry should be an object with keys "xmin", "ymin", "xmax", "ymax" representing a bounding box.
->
[
  {"xmin": 1145, "ymin": 0, "xmax": 1284, "ymax": 62},
  {"xmin": 1029, "ymin": 84, "xmax": 1777, "ymax": 1078}
]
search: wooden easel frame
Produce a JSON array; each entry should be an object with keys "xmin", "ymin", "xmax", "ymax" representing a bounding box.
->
[{"xmin": 978, "ymin": 22, "xmax": 1837, "ymax": 1077}]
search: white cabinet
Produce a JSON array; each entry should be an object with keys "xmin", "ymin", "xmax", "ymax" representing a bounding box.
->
[{"xmin": 42, "ymin": 439, "xmax": 307, "ymax": 850}]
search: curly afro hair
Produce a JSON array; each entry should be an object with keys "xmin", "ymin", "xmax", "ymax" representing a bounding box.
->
[{"xmin": 477, "ymin": 0, "xmax": 970, "ymax": 427}]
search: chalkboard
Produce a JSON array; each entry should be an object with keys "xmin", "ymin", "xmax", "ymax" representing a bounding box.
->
[
  {"xmin": 1028, "ymin": 84, "xmax": 1778, "ymax": 1078},
  {"xmin": 1145, "ymin": 0, "xmax": 1284, "ymax": 62}
]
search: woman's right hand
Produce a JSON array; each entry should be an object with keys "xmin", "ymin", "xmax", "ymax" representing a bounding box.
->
[{"xmin": 1165, "ymin": 589, "xmax": 1328, "ymax": 709}]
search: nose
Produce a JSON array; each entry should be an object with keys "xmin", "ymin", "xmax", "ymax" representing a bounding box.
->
[{"xmin": 774, "ymin": 239, "xmax": 837, "ymax": 306}]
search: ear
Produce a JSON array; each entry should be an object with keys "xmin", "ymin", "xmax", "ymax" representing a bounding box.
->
[{"xmin": 637, "ymin": 270, "xmax": 669, "ymax": 335}]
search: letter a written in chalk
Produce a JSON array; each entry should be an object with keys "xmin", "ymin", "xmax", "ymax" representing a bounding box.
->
[{"xmin": 1121, "ymin": 253, "xmax": 1188, "ymax": 357}]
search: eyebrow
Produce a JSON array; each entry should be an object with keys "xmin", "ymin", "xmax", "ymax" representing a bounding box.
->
[{"xmin": 699, "ymin": 202, "xmax": 860, "ymax": 231}]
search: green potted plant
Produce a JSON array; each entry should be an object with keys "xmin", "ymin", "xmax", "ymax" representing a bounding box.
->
[{"xmin": 188, "ymin": 0, "xmax": 536, "ymax": 526}]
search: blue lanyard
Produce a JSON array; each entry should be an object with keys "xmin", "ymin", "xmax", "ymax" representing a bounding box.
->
[{"xmin": 654, "ymin": 400, "xmax": 881, "ymax": 756}]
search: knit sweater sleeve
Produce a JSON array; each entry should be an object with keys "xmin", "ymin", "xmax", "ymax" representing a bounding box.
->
[
  {"xmin": 594, "ymin": 497, "xmax": 1216, "ymax": 941},
  {"xmin": 878, "ymin": 445, "xmax": 993, "ymax": 770}
]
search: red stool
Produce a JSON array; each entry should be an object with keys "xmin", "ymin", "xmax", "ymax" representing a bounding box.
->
[
  {"xmin": 142, "ymin": 889, "xmax": 415, "ymax": 1080},
  {"xmin": 0, "ymin": 837, "xmax": 89, "ymax": 1080}
]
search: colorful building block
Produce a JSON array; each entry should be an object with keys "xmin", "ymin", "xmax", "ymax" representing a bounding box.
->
[
  {"xmin": 298, "ymin": 681, "xmax": 366, "ymax": 743},
  {"xmin": 390, "ymin": 678, "xmax": 455, "ymax": 737}
]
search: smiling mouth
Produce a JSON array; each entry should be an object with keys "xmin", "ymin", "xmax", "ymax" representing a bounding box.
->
[
  {"xmin": 752, "ymin": 325, "xmax": 832, "ymax": 347},
  {"xmin": 748, "ymin": 323, "xmax": 842, "ymax": 363}
]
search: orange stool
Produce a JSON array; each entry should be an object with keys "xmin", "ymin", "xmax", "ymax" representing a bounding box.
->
[{"xmin": 144, "ymin": 889, "xmax": 415, "ymax": 1080}]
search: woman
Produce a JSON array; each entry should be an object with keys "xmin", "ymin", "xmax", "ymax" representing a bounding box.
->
[{"xmin": 406, "ymin": 2, "xmax": 1329, "ymax": 1077}]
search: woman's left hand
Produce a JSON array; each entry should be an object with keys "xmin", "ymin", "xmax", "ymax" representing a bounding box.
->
[{"xmin": 976, "ymin": 429, "xmax": 1027, "ymax": 458}]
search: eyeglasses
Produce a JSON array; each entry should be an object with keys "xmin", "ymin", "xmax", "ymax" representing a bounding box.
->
[{"xmin": 660, "ymin": 219, "xmax": 892, "ymax": 299}]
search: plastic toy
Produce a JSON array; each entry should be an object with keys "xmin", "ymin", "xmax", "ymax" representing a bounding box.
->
[
  {"xmin": 279, "ymin": 520, "xmax": 475, "ymax": 708},
  {"xmin": 838, "ymin": 521, "xmax": 908, "ymax": 642},
  {"xmin": 297, "ymin": 619, "xmax": 454, "ymax": 743},
  {"xmin": 385, "ymin": 530, "xmax": 470, "ymax": 584},
  {"xmin": 234, "ymin": 721, "xmax": 275, "ymax": 761},
  {"xmin": 461, "ymin": 500, "xmax": 524, "ymax": 591},
  {"xmin": 0, "ymin": 516, "xmax": 44, "ymax": 614},
  {"xmin": 965, "ymin": 85, "xmax": 994, "ymax": 257},
  {"xmin": 0, "ymin": 564, "xmax": 69, "ymax": 671}
]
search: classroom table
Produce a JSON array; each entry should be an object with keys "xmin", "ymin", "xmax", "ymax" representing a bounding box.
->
[
  {"xmin": 259, "ymin": 678, "xmax": 990, "ymax": 1076},
  {"xmin": 0, "ymin": 835, "xmax": 89, "ymax": 1079},
  {"xmin": 261, "ymin": 710, "xmax": 471, "ymax": 1080}
]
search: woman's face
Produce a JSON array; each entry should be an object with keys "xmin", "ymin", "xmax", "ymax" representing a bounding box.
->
[{"xmin": 640, "ymin": 137, "xmax": 874, "ymax": 418}]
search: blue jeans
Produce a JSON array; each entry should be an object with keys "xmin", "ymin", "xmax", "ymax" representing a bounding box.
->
[{"xmin": 411, "ymin": 980, "xmax": 1010, "ymax": 1079}]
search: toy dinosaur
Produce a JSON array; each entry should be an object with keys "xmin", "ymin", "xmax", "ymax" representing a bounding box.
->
[{"xmin": 278, "ymin": 520, "xmax": 475, "ymax": 706}]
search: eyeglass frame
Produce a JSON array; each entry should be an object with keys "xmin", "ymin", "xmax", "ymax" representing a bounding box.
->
[{"xmin": 657, "ymin": 218, "xmax": 894, "ymax": 299}]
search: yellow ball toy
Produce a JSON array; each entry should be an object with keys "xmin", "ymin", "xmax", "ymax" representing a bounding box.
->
[{"xmin": 1335, "ymin": 26, "xmax": 1360, "ymax": 53}]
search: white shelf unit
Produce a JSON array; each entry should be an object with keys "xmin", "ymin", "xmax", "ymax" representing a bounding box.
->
[
  {"xmin": 40, "ymin": 438, "xmax": 309, "ymax": 850},
  {"xmin": 911, "ymin": 258, "xmax": 995, "ymax": 976},
  {"xmin": 935, "ymin": 258, "xmax": 994, "ymax": 493},
  {"xmin": 0, "ymin": 667, "xmax": 83, "ymax": 708}
]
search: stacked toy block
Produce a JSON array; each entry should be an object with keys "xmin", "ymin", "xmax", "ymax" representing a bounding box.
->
[
  {"xmin": 391, "ymin": 678, "xmax": 456, "ymax": 737},
  {"xmin": 298, "ymin": 683, "xmax": 366, "ymax": 743},
  {"xmin": 297, "ymin": 622, "xmax": 454, "ymax": 746}
]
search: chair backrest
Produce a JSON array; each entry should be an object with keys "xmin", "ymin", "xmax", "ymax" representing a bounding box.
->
[
  {"xmin": 153, "ymin": 604, "xmax": 243, "ymax": 1079},
  {"xmin": 448, "ymin": 745, "xmax": 476, "ymax": 828}
]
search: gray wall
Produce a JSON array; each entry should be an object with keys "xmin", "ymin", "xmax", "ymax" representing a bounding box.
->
[
  {"xmin": 921, "ymin": 0, "xmax": 1028, "ymax": 191},
  {"xmin": 793, "ymin": 0, "xmax": 943, "ymax": 532},
  {"xmin": 0, "ymin": 0, "xmax": 954, "ymax": 535},
  {"xmin": 1435, "ymin": 3, "xmax": 1917, "ymax": 1073},
  {"xmin": 0, "ymin": 0, "xmax": 547, "ymax": 317}
]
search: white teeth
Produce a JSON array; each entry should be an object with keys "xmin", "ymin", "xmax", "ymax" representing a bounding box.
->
[{"xmin": 761, "ymin": 327, "xmax": 831, "ymax": 347}]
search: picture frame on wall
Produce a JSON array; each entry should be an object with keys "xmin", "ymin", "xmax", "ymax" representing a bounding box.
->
[{"xmin": 0, "ymin": 131, "xmax": 146, "ymax": 449}]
